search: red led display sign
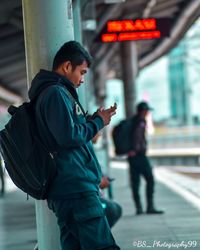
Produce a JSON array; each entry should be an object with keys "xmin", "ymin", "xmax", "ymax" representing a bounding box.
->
[
  {"xmin": 107, "ymin": 19, "xmax": 157, "ymax": 32},
  {"xmin": 98, "ymin": 18, "xmax": 171, "ymax": 43}
]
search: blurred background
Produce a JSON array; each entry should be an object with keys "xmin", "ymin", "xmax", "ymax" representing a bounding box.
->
[{"xmin": 1, "ymin": 0, "xmax": 200, "ymax": 249}]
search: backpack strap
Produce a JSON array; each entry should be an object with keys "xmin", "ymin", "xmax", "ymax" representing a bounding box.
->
[
  {"xmin": 31, "ymin": 83, "xmax": 86, "ymax": 117},
  {"xmin": 61, "ymin": 86, "xmax": 86, "ymax": 117},
  {"xmin": 31, "ymin": 83, "xmax": 86, "ymax": 151}
]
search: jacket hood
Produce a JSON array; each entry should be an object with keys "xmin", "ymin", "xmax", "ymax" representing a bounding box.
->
[{"xmin": 28, "ymin": 69, "xmax": 78, "ymax": 101}]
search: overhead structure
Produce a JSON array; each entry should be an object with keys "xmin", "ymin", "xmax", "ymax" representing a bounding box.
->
[
  {"xmin": 0, "ymin": 0, "xmax": 200, "ymax": 102},
  {"xmin": 88, "ymin": 0, "xmax": 200, "ymax": 76}
]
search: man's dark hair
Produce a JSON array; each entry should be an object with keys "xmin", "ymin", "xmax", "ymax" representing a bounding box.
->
[{"xmin": 52, "ymin": 41, "xmax": 92, "ymax": 70}]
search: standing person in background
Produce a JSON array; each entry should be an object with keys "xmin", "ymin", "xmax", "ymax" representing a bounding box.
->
[
  {"xmin": 28, "ymin": 41, "xmax": 120, "ymax": 250},
  {"xmin": 128, "ymin": 102, "xmax": 164, "ymax": 215}
]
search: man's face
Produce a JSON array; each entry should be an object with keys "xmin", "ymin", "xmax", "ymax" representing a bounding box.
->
[
  {"xmin": 140, "ymin": 109, "xmax": 149, "ymax": 119},
  {"xmin": 65, "ymin": 60, "xmax": 88, "ymax": 88}
]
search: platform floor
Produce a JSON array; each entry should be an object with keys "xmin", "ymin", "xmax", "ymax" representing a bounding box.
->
[
  {"xmin": 1, "ymin": 161, "xmax": 200, "ymax": 250},
  {"xmin": 111, "ymin": 162, "xmax": 200, "ymax": 250}
]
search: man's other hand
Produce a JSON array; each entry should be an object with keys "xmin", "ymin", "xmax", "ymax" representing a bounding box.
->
[{"xmin": 99, "ymin": 176, "xmax": 110, "ymax": 189}]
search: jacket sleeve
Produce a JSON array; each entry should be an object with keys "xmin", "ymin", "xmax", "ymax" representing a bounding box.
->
[{"xmin": 40, "ymin": 86, "xmax": 104, "ymax": 149}]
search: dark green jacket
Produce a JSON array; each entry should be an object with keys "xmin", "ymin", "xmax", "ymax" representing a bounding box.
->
[{"xmin": 28, "ymin": 70, "xmax": 104, "ymax": 199}]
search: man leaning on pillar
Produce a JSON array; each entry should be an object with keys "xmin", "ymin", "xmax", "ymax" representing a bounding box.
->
[{"xmin": 29, "ymin": 41, "xmax": 120, "ymax": 250}]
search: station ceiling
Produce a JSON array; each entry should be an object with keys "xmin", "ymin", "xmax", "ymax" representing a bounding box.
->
[{"xmin": 0, "ymin": 0, "xmax": 200, "ymax": 103}]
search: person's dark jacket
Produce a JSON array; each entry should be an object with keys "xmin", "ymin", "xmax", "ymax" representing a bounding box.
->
[
  {"xmin": 131, "ymin": 114, "xmax": 147, "ymax": 154},
  {"xmin": 28, "ymin": 69, "xmax": 104, "ymax": 199}
]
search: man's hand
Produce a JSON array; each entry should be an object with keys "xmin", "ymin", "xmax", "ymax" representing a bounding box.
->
[
  {"xmin": 99, "ymin": 176, "xmax": 110, "ymax": 189},
  {"xmin": 95, "ymin": 103, "xmax": 117, "ymax": 126}
]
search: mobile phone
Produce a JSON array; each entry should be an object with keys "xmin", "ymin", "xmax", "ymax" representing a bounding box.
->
[
  {"xmin": 108, "ymin": 177, "xmax": 115, "ymax": 182},
  {"xmin": 112, "ymin": 102, "xmax": 117, "ymax": 109},
  {"xmin": 108, "ymin": 103, "xmax": 117, "ymax": 112}
]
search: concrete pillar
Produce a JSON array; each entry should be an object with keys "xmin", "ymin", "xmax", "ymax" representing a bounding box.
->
[
  {"xmin": 22, "ymin": 1, "xmax": 74, "ymax": 249},
  {"xmin": 73, "ymin": 0, "xmax": 88, "ymax": 109},
  {"xmin": 120, "ymin": 42, "xmax": 138, "ymax": 118},
  {"xmin": 73, "ymin": 0, "xmax": 82, "ymax": 45}
]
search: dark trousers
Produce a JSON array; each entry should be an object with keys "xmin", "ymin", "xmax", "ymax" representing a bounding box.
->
[
  {"xmin": 128, "ymin": 154, "xmax": 154, "ymax": 210},
  {"xmin": 100, "ymin": 198, "xmax": 122, "ymax": 228},
  {"xmin": 47, "ymin": 192, "xmax": 120, "ymax": 250}
]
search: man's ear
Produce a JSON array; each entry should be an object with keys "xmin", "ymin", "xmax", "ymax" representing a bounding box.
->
[{"xmin": 63, "ymin": 61, "xmax": 72, "ymax": 74}]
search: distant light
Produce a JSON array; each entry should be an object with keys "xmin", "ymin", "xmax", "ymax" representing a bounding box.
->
[
  {"xmin": 82, "ymin": 20, "xmax": 97, "ymax": 30},
  {"xmin": 107, "ymin": 70, "xmax": 116, "ymax": 78}
]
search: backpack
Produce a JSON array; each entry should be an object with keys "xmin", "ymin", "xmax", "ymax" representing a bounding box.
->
[
  {"xmin": 112, "ymin": 118, "xmax": 135, "ymax": 155},
  {"xmin": 0, "ymin": 86, "xmax": 58, "ymax": 200}
]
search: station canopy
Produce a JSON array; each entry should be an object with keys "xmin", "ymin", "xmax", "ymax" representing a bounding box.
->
[{"xmin": 0, "ymin": 0, "xmax": 200, "ymax": 103}]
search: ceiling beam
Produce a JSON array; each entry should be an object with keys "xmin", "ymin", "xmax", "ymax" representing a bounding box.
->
[
  {"xmin": 3, "ymin": 71, "xmax": 26, "ymax": 83},
  {"xmin": 0, "ymin": 24, "xmax": 18, "ymax": 38},
  {"xmin": 151, "ymin": 6, "xmax": 179, "ymax": 17},
  {"xmin": 143, "ymin": 0, "xmax": 157, "ymax": 18},
  {"xmin": 139, "ymin": 0, "xmax": 200, "ymax": 68},
  {"xmin": 0, "ymin": 0, "xmax": 21, "ymax": 9},
  {"xmin": 92, "ymin": 0, "xmax": 152, "ymax": 68},
  {"xmin": 95, "ymin": 3, "xmax": 123, "ymax": 36},
  {"xmin": 0, "ymin": 0, "xmax": 21, "ymax": 25},
  {"xmin": 0, "ymin": 51, "xmax": 25, "ymax": 67},
  {"xmin": 89, "ymin": 3, "xmax": 123, "ymax": 57},
  {"xmin": 122, "ymin": 0, "xmax": 147, "ymax": 10},
  {"xmin": 0, "ymin": 34, "xmax": 24, "ymax": 57},
  {"xmin": 0, "ymin": 60, "xmax": 25, "ymax": 78},
  {"xmin": 151, "ymin": 0, "xmax": 183, "ymax": 13},
  {"xmin": 93, "ymin": 43, "xmax": 119, "ymax": 70},
  {"xmin": 0, "ymin": 85, "xmax": 22, "ymax": 104},
  {"xmin": 93, "ymin": 0, "xmax": 152, "ymax": 70},
  {"xmin": 7, "ymin": 78, "xmax": 27, "ymax": 88},
  {"xmin": 9, "ymin": 12, "xmax": 23, "ymax": 30}
]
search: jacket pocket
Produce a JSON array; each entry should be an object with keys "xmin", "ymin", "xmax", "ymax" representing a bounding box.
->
[{"xmin": 73, "ymin": 195, "xmax": 104, "ymax": 223}]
